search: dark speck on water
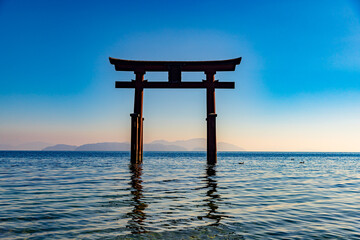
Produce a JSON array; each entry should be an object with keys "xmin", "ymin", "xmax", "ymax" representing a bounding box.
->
[{"xmin": 0, "ymin": 151, "xmax": 360, "ymax": 239}]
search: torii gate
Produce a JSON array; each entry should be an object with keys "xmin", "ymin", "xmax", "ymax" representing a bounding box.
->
[{"xmin": 109, "ymin": 57, "xmax": 241, "ymax": 164}]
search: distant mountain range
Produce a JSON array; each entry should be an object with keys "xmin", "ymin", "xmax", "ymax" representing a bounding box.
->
[
  {"xmin": 0, "ymin": 138, "xmax": 244, "ymax": 151},
  {"xmin": 149, "ymin": 138, "xmax": 244, "ymax": 151},
  {"xmin": 41, "ymin": 138, "xmax": 244, "ymax": 151}
]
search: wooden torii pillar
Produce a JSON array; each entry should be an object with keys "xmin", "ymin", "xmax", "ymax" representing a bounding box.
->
[{"xmin": 109, "ymin": 57, "xmax": 241, "ymax": 164}]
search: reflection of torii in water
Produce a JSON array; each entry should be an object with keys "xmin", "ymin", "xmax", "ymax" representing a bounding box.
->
[
  {"xmin": 126, "ymin": 164, "xmax": 148, "ymax": 234},
  {"xmin": 126, "ymin": 163, "xmax": 227, "ymax": 232},
  {"xmin": 200, "ymin": 165, "xmax": 227, "ymax": 225}
]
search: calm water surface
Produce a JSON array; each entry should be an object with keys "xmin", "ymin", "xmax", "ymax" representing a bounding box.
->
[{"xmin": 0, "ymin": 151, "xmax": 360, "ymax": 239}]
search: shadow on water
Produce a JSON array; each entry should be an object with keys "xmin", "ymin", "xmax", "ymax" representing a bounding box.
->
[{"xmin": 126, "ymin": 164, "xmax": 148, "ymax": 234}]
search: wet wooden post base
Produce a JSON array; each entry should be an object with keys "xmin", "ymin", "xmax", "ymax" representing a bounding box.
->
[
  {"xmin": 207, "ymin": 114, "xmax": 217, "ymax": 164},
  {"xmin": 110, "ymin": 57, "xmax": 241, "ymax": 164},
  {"xmin": 130, "ymin": 113, "xmax": 140, "ymax": 164}
]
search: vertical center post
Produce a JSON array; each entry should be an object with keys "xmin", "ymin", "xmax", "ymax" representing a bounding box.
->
[
  {"xmin": 205, "ymin": 70, "xmax": 217, "ymax": 164},
  {"xmin": 131, "ymin": 70, "xmax": 145, "ymax": 164}
]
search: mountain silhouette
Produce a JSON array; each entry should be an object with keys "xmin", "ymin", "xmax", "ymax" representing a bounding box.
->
[{"xmin": 41, "ymin": 138, "xmax": 244, "ymax": 151}]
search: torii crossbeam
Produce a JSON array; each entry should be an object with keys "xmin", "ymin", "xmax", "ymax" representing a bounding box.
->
[{"xmin": 109, "ymin": 57, "xmax": 241, "ymax": 164}]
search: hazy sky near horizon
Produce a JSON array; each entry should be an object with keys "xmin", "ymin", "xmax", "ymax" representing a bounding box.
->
[{"xmin": 1, "ymin": 0, "xmax": 360, "ymax": 151}]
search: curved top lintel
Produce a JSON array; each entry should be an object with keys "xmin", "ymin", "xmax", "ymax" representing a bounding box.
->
[{"xmin": 109, "ymin": 57, "xmax": 242, "ymax": 72}]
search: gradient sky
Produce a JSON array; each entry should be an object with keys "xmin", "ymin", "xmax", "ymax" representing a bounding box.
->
[{"xmin": 1, "ymin": 0, "xmax": 360, "ymax": 151}]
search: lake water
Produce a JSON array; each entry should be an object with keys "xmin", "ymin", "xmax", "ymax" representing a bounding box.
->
[{"xmin": 0, "ymin": 151, "xmax": 360, "ymax": 239}]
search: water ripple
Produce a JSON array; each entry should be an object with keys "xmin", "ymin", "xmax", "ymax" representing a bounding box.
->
[{"xmin": 0, "ymin": 151, "xmax": 359, "ymax": 239}]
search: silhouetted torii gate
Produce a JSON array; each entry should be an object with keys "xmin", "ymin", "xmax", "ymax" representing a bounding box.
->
[{"xmin": 109, "ymin": 57, "xmax": 241, "ymax": 164}]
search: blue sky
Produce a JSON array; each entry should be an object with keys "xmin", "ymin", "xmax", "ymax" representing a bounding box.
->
[{"xmin": 1, "ymin": 0, "xmax": 360, "ymax": 151}]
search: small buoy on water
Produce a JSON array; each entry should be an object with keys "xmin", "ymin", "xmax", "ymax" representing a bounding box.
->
[{"xmin": 239, "ymin": 162, "xmax": 244, "ymax": 164}]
